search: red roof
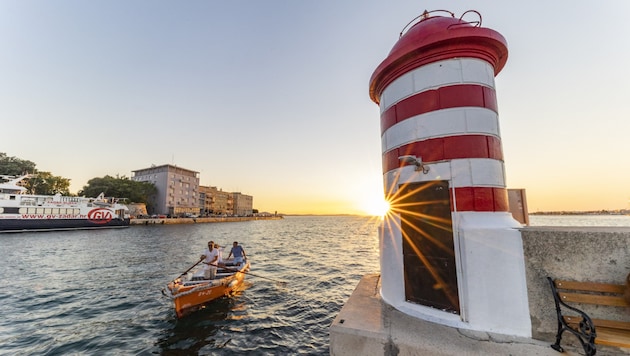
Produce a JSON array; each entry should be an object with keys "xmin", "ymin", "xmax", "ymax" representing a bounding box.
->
[{"xmin": 369, "ymin": 14, "xmax": 508, "ymax": 104}]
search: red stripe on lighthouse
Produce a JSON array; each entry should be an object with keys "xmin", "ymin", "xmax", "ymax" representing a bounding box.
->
[
  {"xmin": 381, "ymin": 84, "xmax": 497, "ymax": 132},
  {"xmin": 450, "ymin": 187, "xmax": 509, "ymax": 212},
  {"xmin": 382, "ymin": 135, "xmax": 503, "ymax": 172}
]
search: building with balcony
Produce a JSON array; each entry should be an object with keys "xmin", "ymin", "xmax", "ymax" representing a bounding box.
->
[
  {"xmin": 198, "ymin": 185, "xmax": 230, "ymax": 215},
  {"xmin": 132, "ymin": 164, "xmax": 199, "ymax": 216}
]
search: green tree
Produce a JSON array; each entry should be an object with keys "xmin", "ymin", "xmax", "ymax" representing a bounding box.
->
[
  {"xmin": 79, "ymin": 175, "xmax": 157, "ymax": 206},
  {"xmin": 0, "ymin": 153, "xmax": 71, "ymax": 195},
  {"xmin": 0, "ymin": 153, "xmax": 36, "ymax": 175},
  {"xmin": 24, "ymin": 171, "xmax": 71, "ymax": 195}
]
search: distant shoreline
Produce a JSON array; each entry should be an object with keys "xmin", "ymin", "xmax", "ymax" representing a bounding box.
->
[
  {"xmin": 130, "ymin": 215, "xmax": 282, "ymax": 226},
  {"xmin": 282, "ymin": 214, "xmax": 373, "ymax": 217},
  {"xmin": 530, "ymin": 210, "xmax": 629, "ymax": 216}
]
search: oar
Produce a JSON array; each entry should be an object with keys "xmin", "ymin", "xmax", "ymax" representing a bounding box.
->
[
  {"xmin": 162, "ymin": 258, "xmax": 205, "ymax": 297},
  {"xmin": 175, "ymin": 257, "xmax": 204, "ymax": 280},
  {"xmin": 221, "ymin": 264, "xmax": 287, "ymax": 287}
]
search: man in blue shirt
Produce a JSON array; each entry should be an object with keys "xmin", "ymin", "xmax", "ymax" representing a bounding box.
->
[{"xmin": 227, "ymin": 241, "xmax": 246, "ymax": 266}]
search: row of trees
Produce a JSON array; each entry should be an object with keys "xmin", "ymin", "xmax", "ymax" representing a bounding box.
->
[
  {"xmin": 78, "ymin": 176, "xmax": 156, "ymax": 206},
  {"xmin": 0, "ymin": 153, "xmax": 71, "ymax": 195},
  {"xmin": 0, "ymin": 153, "xmax": 156, "ymax": 207}
]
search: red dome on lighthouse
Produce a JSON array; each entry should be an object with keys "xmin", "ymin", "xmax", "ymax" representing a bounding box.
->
[{"xmin": 369, "ymin": 12, "xmax": 508, "ymax": 104}]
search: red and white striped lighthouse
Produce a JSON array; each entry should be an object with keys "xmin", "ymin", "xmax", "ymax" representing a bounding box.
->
[{"xmin": 370, "ymin": 10, "xmax": 531, "ymax": 337}]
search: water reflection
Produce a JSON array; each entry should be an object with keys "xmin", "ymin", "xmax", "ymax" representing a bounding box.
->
[{"xmin": 159, "ymin": 294, "xmax": 239, "ymax": 354}]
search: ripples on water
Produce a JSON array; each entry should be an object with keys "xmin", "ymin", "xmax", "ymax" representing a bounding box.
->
[
  {"xmin": 3, "ymin": 214, "xmax": 627, "ymax": 355},
  {"xmin": 0, "ymin": 216, "xmax": 381, "ymax": 355}
]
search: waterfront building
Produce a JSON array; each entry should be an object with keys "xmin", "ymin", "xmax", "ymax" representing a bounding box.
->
[
  {"xmin": 198, "ymin": 185, "xmax": 230, "ymax": 215},
  {"xmin": 132, "ymin": 164, "xmax": 199, "ymax": 216},
  {"xmin": 213, "ymin": 189, "xmax": 229, "ymax": 215},
  {"xmin": 231, "ymin": 192, "xmax": 253, "ymax": 216},
  {"xmin": 198, "ymin": 185, "xmax": 213, "ymax": 215}
]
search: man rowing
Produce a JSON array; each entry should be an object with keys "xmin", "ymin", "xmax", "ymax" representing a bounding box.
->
[
  {"xmin": 227, "ymin": 241, "xmax": 247, "ymax": 266},
  {"xmin": 200, "ymin": 240, "xmax": 219, "ymax": 279}
]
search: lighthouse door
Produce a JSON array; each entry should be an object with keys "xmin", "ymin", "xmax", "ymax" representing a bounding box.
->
[{"xmin": 398, "ymin": 180, "xmax": 459, "ymax": 314}]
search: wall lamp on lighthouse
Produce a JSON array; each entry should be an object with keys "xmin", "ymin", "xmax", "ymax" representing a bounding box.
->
[{"xmin": 399, "ymin": 155, "xmax": 430, "ymax": 174}]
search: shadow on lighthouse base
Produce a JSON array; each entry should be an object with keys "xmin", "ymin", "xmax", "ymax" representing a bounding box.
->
[{"xmin": 329, "ymin": 274, "xmax": 594, "ymax": 356}]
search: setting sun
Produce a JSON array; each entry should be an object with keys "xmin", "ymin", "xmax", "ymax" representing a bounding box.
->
[{"xmin": 361, "ymin": 195, "xmax": 391, "ymax": 217}]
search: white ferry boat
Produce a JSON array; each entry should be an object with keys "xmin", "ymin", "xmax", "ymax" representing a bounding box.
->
[{"xmin": 0, "ymin": 174, "xmax": 130, "ymax": 233}]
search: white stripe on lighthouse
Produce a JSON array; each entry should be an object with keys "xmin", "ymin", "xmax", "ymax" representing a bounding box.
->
[
  {"xmin": 380, "ymin": 58, "xmax": 496, "ymax": 113},
  {"xmin": 384, "ymin": 158, "xmax": 506, "ymax": 189},
  {"xmin": 382, "ymin": 107, "xmax": 499, "ymax": 152}
]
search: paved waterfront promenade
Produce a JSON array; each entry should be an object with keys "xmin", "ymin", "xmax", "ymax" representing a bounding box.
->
[{"xmin": 130, "ymin": 216, "xmax": 282, "ymax": 226}]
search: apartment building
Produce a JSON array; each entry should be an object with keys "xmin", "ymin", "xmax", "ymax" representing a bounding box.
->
[
  {"xmin": 231, "ymin": 192, "xmax": 253, "ymax": 216},
  {"xmin": 198, "ymin": 185, "xmax": 213, "ymax": 215},
  {"xmin": 132, "ymin": 164, "xmax": 199, "ymax": 216},
  {"xmin": 198, "ymin": 185, "xmax": 231, "ymax": 215}
]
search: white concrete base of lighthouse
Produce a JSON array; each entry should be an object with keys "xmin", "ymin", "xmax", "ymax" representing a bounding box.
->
[{"xmin": 379, "ymin": 211, "xmax": 532, "ymax": 337}]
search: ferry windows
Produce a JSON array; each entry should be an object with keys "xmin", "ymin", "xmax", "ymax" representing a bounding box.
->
[
  {"xmin": 23, "ymin": 198, "xmax": 36, "ymax": 206},
  {"xmin": 0, "ymin": 207, "xmax": 3, "ymax": 213},
  {"xmin": 44, "ymin": 208, "xmax": 52, "ymax": 214}
]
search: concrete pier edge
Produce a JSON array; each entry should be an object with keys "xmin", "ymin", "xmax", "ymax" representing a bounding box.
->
[{"xmin": 329, "ymin": 274, "xmax": 622, "ymax": 356}]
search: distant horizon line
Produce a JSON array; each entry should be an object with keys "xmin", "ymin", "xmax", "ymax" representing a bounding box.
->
[
  {"xmin": 530, "ymin": 209, "xmax": 629, "ymax": 215},
  {"xmin": 280, "ymin": 209, "xmax": 630, "ymax": 217},
  {"xmin": 281, "ymin": 213, "xmax": 379, "ymax": 217}
]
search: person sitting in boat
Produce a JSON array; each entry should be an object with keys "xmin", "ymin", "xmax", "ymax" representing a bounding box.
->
[
  {"xmin": 200, "ymin": 240, "xmax": 220, "ymax": 279},
  {"xmin": 227, "ymin": 241, "xmax": 247, "ymax": 266}
]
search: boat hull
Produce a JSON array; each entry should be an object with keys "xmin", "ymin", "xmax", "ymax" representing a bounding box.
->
[
  {"xmin": 0, "ymin": 218, "xmax": 130, "ymax": 233},
  {"xmin": 166, "ymin": 262, "xmax": 249, "ymax": 318}
]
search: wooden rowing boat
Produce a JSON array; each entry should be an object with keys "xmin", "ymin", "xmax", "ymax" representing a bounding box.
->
[{"xmin": 163, "ymin": 259, "xmax": 250, "ymax": 318}]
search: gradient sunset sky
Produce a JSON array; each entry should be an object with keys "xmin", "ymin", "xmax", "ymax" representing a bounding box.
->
[{"xmin": 2, "ymin": 1, "xmax": 629, "ymax": 215}]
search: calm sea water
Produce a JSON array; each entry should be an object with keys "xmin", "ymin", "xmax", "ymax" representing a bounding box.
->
[
  {"xmin": 1, "ymin": 214, "xmax": 628, "ymax": 355},
  {"xmin": 0, "ymin": 216, "xmax": 380, "ymax": 355}
]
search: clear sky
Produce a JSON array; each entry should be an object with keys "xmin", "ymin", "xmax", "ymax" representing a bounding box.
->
[{"xmin": 2, "ymin": 1, "xmax": 629, "ymax": 215}]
